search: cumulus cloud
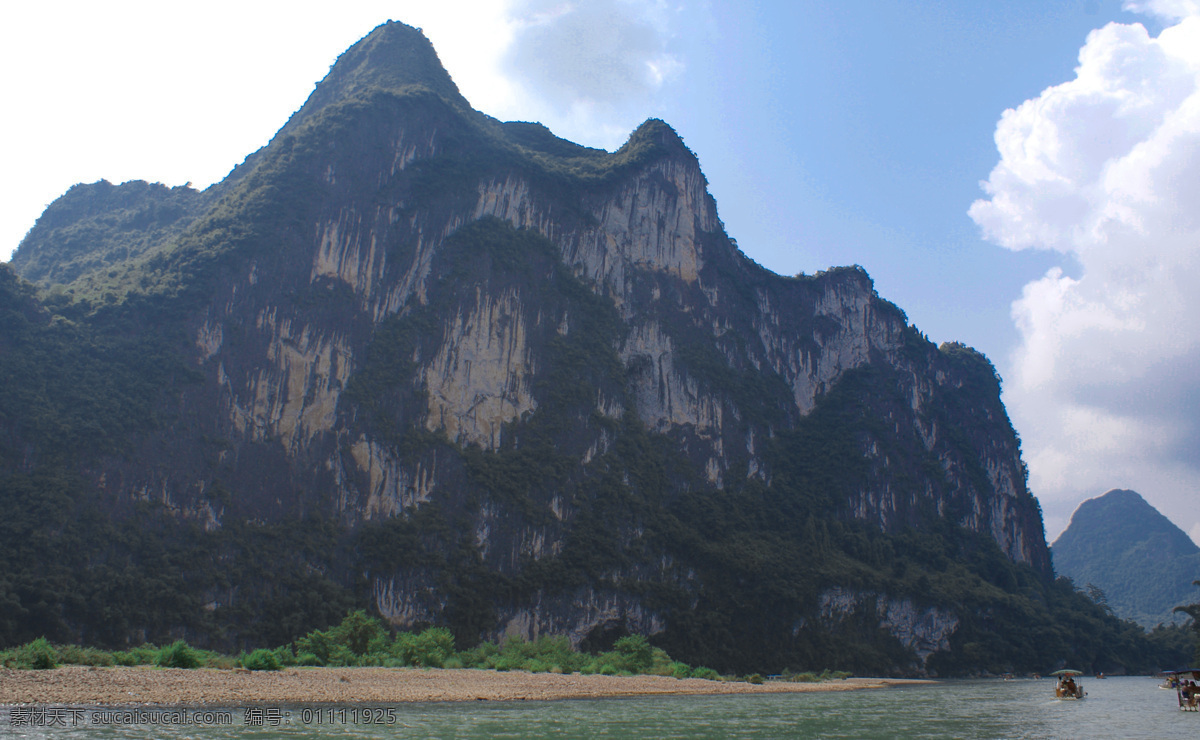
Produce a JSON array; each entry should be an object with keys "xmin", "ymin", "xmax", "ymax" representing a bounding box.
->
[
  {"xmin": 498, "ymin": 0, "xmax": 684, "ymax": 148},
  {"xmin": 1124, "ymin": 0, "xmax": 1200, "ymax": 21},
  {"xmin": 970, "ymin": 8, "xmax": 1200, "ymax": 541}
]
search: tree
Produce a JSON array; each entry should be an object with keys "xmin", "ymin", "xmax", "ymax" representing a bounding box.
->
[
  {"xmin": 1173, "ymin": 580, "xmax": 1200, "ymax": 663},
  {"xmin": 1085, "ymin": 583, "xmax": 1112, "ymax": 614}
]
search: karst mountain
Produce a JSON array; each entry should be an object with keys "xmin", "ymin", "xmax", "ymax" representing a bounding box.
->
[{"xmin": 0, "ymin": 21, "xmax": 1179, "ymax": 675}]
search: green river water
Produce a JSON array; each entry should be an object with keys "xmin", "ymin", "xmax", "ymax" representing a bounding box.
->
[{"xmin": 3, "ymin": 676, "xmax": 1193, "ymax": 738}]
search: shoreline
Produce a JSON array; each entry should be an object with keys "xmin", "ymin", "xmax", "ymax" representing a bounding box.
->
[{"xmin": 0, "ymin": 666, "xmax": 929, "ymax": 706}]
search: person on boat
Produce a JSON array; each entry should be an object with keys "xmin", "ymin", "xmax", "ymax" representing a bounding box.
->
[{"xmin": 1064, "ymin": 676, "xmax": 1078, "ymax": 697}]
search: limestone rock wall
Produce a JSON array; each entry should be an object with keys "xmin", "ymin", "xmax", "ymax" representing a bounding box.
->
[
  {"xmin": 175, "ymin": 102, "xmax": 1045, "ymax": 571},
  {"xmin": 813, "ymin": 587, "xmax": 959, "ymax": 671},
  {"xmin": 422, "ymin": 288, "xmax": 538, "ymax": 449},
  {"xmin": 494, "ymin": 589, "xmax": 666, "ymax": 648}
]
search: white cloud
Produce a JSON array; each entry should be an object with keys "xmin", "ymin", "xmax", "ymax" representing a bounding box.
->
[
  {"xmin": 971, "ymin": 10, "xmax": 1200, "ymax": 540},
  {"xmin": 506, "ymin": 0, "xmax": 681, "ymax": 105},
  {"xmin": 1124, "ymin": 0, "xmax": 1200, "ymax": 22},
  {"xmin": 498, "ymin": 0, "xmax": 684, "ymax": 149}
]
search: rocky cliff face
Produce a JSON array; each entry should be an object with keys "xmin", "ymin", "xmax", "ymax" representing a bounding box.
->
[{"xmin": 4, "ymin": 21, "xmax": 1053, "ymax": 674}]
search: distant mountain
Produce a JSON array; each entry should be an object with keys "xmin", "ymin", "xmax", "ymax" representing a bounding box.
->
[{"xmin": 1052, "ymin": 489, "xmax": 1200, "ymax": 627}]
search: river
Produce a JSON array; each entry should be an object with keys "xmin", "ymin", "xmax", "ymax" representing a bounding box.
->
[{"xmin": 2, "ymin": 676, "xmax": 1193, "ymax": 738}]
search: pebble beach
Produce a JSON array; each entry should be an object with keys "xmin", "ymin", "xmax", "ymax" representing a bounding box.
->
[{"xmin": 0, "ymin": 666, "xmax": 923, "ymax": 706}]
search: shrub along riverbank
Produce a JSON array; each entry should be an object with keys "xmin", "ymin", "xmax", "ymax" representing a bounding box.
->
[{"xmin": 0, "ymin": 611, "xmax": 850, "ymax": 685}]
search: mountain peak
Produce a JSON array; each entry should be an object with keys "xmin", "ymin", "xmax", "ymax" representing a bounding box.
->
[
  {"xmin": 278, "ymin": 22, "xmax": 469, "ymax": 137},
  {"xmin": 1052, "ymin": 488, "xmax": 1199, "ymax": 627},
  {"xmin": 1056, "ymin": 488, "xmax": 1196, "ymax": 555},
  {"xmin": 620, "ymin": 118, "xmax": 695, "ymax": 161}
]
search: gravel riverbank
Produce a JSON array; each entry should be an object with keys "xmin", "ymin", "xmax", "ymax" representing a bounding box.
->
[{"xmin": 0, "ymin": 666, "xmax": 926, "ymax": 705}]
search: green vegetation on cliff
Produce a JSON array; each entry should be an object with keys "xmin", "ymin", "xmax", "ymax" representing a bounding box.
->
[{"xmin": 10, "ymin": 181, "xmax": 205, "ymax": 289}]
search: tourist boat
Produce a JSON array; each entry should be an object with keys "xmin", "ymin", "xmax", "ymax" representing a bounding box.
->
[
  {"xmin": 1165, "ymin": 669, "xmax": 1200, "ymax": 710},
  {"xmin": 1050, "ymin": 669, "xmax": 1086, "ymax": 699}
]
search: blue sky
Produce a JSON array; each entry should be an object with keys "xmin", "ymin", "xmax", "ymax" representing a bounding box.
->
[
  {"xmin": 3, "ymin": 0, "xmax": 1198, "ymax": 545},
  {"xmin": 657, "ymin": 2, "xmax": 1126, "ymax": 360}
]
